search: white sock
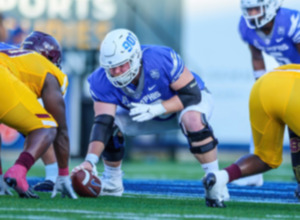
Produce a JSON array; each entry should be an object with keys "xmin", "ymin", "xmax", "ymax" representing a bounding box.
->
[
  {"xmin": 219, "ymin": 170, "xmax": 229, "ymax": 184},
  {"xmin": 202, "ymin": 160, "xmax": 219, "ymax": 174},
  {"xmin": 45, "ymin": 162, "xmax": 58, "ymax": 182},
  {"xmin": 104, "ymin": 164, "xmax": 122, "ymax": 176}
]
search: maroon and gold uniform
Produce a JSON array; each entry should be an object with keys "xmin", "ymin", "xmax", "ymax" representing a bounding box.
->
[
  {"xmin": 0, "ymin": 48, "xmax": 68, "ymax": 135},
  {"xmin": 250, "ymin": 64, "xmax": 300, "ymax": 168}
]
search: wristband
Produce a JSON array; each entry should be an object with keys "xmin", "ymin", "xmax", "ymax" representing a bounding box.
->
[
  {"xmin": 59, "ymin": 167, "xmax": 69, "ymax": 176},
  {"xmin": 85, "ymin": 153, "xmax": 99, "ymax": 165},
  {"xmin": 253, "ymin": 70, "xmax": 266, "ymax": 79},
  {"xmin": 154, "ymin": 103, "xmax": 167, "ymax": 116}
]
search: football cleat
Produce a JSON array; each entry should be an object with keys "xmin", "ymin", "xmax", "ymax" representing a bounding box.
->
[
  {"xmin": 205, "ymin": 197, "xmax": 226, "ymax": 208},
  {"xmin": 222, "ymin": 185, "xmax": 230, "ymax": 202},
  {"xmin": 203, "ymin": 170, "xmax": 229, "ymax": 208},
  {"xmin": 100, "ymin": 172, "xmax": 124, "ymax": 196},
  {"xmin": 4, "ymin": 164, "xmax": 39, "ymax": 199},
  {"xmin": 0, "ymin": 174, "xmax": 13, "ymax": 196},
  {"xmin": 33, "ymin": 180, "xmax": 55, "ymax": 192},
  {"xmin": 295, "ymin": 184, "xmax": 300, "ymax": 200}
]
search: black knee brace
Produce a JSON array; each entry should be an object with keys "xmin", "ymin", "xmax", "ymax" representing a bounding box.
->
[
  {"xmin": 102, "ymin": 125, "xmax": 125, "ymax": 162},
  {"xmin": 181, "ymin": 123, "xmax": 218, "ymax": 154}
]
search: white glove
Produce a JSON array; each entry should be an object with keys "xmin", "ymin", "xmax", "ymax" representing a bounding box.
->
[
  {"xmin": 0, "ymin": 174, "xmax": 12, "ymax": 196},
  {"xmin": 129, "ymin": 103, "xmax": 166, "ymax": 122},
  {"xmin": 51, "ymin": 176, "xmax": 78, "ymax": 199}
]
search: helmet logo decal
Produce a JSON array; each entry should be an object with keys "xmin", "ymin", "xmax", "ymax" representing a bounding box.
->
[{"xmin": 122, "ymin": 32, "xmax": 137, "ymax": 52}]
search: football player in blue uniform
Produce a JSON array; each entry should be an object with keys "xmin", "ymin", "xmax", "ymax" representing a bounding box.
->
[
  {"xmin": 234, "ymin": 0, "xmax": 300, "ymax": 188},
  {"xmin": 72, "ymin": 28, "xmax": 229, "ymax": 200},
  {"xmin": 0, "ymin": 42, "xmax": 16, "ymax": 50},
  {"xmin": 0, "ymin": 14, "xmax": 6, "ymax": 42}
]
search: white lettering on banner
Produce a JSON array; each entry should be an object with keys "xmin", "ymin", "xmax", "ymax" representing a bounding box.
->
[
  {"xmin": 76, "ymin": 0, "xmax": 90, "ymax": 20},
  {"xmin": 93, "ymin": 0, "xmax": 116, "ymax": 20},
  {"xmin": 48, "ymin": 0, "xmax": 72, "ymax": 19},
  {"xmin": 0, "ymin": 0, "xmax": 116, "ymax": 21},
  {"xmin": 0, "ymin": 0, "xmax": 17, "ymax": 11},
  {"xmin": 19, "ymin": 0, "xmax": 46, "ymax": 18}
]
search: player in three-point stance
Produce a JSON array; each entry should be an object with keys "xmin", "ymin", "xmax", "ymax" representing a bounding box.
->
[
  {"xmin": 0, "ymin": 31, "xmax": 76, "ymax": 199},
  {"xmin": 72, "ymin": 28, "xmax": 229, "ymax": 200},
  {"xmin": 233, "ymin": 0, "xmax": 300, "ymax": 187},
  {"xmin": 203, "ymin": 64, "xmax": 300, "ymax": 207}
]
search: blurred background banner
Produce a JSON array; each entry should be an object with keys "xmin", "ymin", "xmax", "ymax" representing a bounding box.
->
[
  {"xmin": 0, "ymin": 0, "xmax": 182, "ymax": 157},
  {"xmin": 0, "ymin": 0, "xmax": 181, "ymax": 50},
  {"xmin": 0, "ymin": 0, "xmax": 298, "ymax": 158}
]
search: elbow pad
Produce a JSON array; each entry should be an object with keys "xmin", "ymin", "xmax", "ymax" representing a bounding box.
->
[
  {"xmin": 177, "ymin": 78, "xmax": 201, "ymax": 108},
  {"xmin": 89, "ymin": 114, "xmax": 114, "ymax": 145}
]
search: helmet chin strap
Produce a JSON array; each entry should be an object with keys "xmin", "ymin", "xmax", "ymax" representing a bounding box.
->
[
  {"xmin": 258, "ymin": 18, "xmax": 274, "ymax": 34},
  {"xmin": 130, "ymin": 66, "xmax": 142, "ymax": 86},
  {"xmin": 121, "ymin": 69, "xmax": 144, "ymax": 99}
]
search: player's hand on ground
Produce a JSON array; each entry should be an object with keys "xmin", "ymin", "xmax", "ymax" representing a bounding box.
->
[
  {"xmin": 71, "ymin": 161, "xmax": 98, "ymax": 176},
  {"xmin": 51, "ymin": 176, "xmax": 77, "ymax": 199},
  {"xmin": 0, "ymin": 174, "xmax": 13, "ymax": 196},
  {"xmin": 129, "ymin": 103, "xmax": 166, "ymax": 122}
]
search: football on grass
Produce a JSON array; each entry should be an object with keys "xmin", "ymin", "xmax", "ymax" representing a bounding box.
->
[{"xmin": 71, "ymin": 169, "xmax": 101, "ymax": 197}]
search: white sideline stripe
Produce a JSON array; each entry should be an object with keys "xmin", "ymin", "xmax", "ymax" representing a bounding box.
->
[
  {"xmin": 0, "ymin": 215, "xmax": 66, "ymax": 220},
  {"xmin": 267, "ymin": 214, "xmax": 300, "ymax": 219},
  {"xmin": 0, "ymin": 208, "xmax": 297, "ymax": 220},
  {"xmin": 124, "ymin": 193, "xmax": 300, "ymax": 205}
]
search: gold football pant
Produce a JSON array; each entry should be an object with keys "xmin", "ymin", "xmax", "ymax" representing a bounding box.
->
[
  {"xmin": 250, "ymin": 69, "xmax": 300, "ymax": 168},
  {"xmin": 0, "ymin": 65, "xmax": 57, "ymax": 136}
]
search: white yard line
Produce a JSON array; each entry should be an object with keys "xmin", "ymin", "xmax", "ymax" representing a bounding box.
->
[
  {"xmin": 0, "ymin": 208, "xmax": 294, "ymax": 220},
  {"xmin": 0, "ymin": 214, "xmax": 67, "ymax": 220}
]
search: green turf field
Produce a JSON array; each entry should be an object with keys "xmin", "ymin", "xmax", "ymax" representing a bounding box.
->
[
  {"xmin": 0, "ymin": 193, "xmax": 300, "ymax": 220},
  {"xmin": 0, "ymin": 150, "xmax": 299, "ymax": 220}
]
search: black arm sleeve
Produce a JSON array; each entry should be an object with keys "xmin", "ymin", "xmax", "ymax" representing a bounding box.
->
[
  {"xmin": 89, "ymin": 114, "xmax": 114, "ymax": 146},
  {"xmin": 177, "ymin": 78, "xmax": 201, "ymax": 108}
]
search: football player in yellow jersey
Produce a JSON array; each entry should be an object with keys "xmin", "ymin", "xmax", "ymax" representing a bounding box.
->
[
  {"xmin": 203, "ymin": 64, "xmax": 300, "ymax": 207},
  {"xmin": 0, "ymin": 31, "xmax": 76, "ymax": 199}
]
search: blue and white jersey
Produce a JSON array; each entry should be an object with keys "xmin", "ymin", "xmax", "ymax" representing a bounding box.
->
[
  {"xmin": 0, "ymin": 42, "xmax": 17, "ymax": 50},
  {"xmin": 88, "ymin": 45, "xmax": 205, "ymax": 110},
  {"xmin": 239, "ymin": 8, "xmax": 300, "ymax": 65}
]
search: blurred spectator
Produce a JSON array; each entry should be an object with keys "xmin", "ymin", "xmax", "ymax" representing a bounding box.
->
[
  {"xmin": 6, "ymin": 26, "xmax": 27, "ymax": 47},
  {"xmin": 0, "ymin": 14, "xmax": 7, "ymax": 42},
  {"xmin": 0, "ymin": 14, "xmax": 27, "ymax": 46}
]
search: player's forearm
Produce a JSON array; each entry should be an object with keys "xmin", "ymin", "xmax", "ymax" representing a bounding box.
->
[
  {"xmin": 252, "ymin": 59, "xmax": 265, "ymax": 71},
  {"xmin": 87, "ymin": 141, "xmax": 105, "ymax": 158},
  {"xmin": 249, "ymin": 44, "xmax": 265, "ymax": 72},
  {"xmin": 53, "ymin": 128, "xmax": 70, "ymax": 169},
  {"xmin": 252, "ymin": 59, "xmax": 266, "ymax": 80},
  {"xmin": 162, "ymin": 96, "xmax": 184, "ymax": 114}
]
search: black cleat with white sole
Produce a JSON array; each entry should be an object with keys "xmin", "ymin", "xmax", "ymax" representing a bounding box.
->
[{"xmin": 203, "ymin": 173, "xmax": 226, "ymax": 208}]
